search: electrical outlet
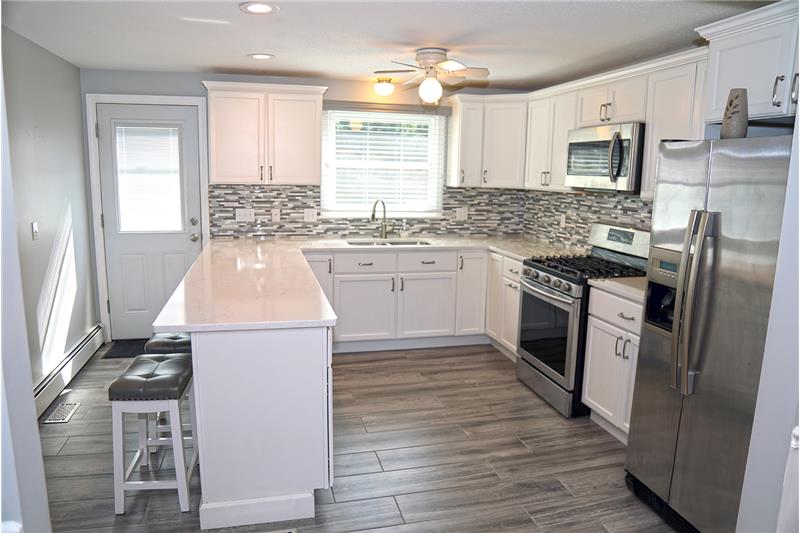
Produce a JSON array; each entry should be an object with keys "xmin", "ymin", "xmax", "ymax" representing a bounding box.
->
[
  {"xmin": 235, "ymin": 208, "xmax": 255, "ymax": 222},
  {"xmin": 560, "ymin": 214, "xmax": 567, "ymax": 228},
  {"xmin": 303, "ymin": 209, "xmax": 318, "ymax": 222},
  {"xmin": 455, "ymin": 207, "xmax": 468, "ymax": 221},
  {"xmin": 270, "ymin": 209, "xmax": 281, "ymax": 222}
]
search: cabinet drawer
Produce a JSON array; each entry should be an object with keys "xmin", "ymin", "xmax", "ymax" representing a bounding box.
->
[
  {"xmin": 335, "ymin": 253, "xmax": 397, "ymax": 274},
  {"xmin": 502, "ymin": 256, "xmax": 523, "ymax": 281},
  {"xmin": 397, "ymin": 251, "xmax": 458, "ymax": 272},
  {"xmin": 589, "ymin": 288, "xmax": 642, "ymax": 334}
]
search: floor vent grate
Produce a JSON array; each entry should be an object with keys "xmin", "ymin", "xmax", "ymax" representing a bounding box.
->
[{"xmin": 43, "ymin": 402, "xmax": 80, "ymax": 424}]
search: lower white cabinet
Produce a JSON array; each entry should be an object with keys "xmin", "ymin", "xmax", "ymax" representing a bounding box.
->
[
  {"xmin": 304, "ymin": 253, "xmax": 333, "ymax": 303},
  {"xmin": 500, "ymin": 279, "xmax": 521, "ymax": 353},
  {"xmin": 397, "ymin": 272, "xmax": 457, "ymax": 338},
  {"xmin": 455, "ymin": 252, "xmax": 487, "ymax": 336},
  {"xmin": 583, "ymin": 287, "xmax": 642, "ymax": 435},
  {"xmin": 333, "ymin": 274, "xmax": 396, "ymax": 341},
  {"xmin": 485, "ymin": 253, "xmax": 504, "ymax": 340}
]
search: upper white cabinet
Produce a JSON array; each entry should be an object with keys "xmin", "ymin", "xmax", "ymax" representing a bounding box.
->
[
  {"xmin": 525, "ymin": 92, "xmax": 577, "ymax": 192},
  {"xmin": 207, "ymin": 91, "xmax": 265, "ymax": 183},
  {"xmin": 447, "ymin": 95, "xmax": 527, "ymax": 189},
  {"xmin": 697, "ymin": 1, "xmax": 799, "ymax": 121},
  {"xmin": 455, "ymin": 251, "xmax": 487, "ymax": 336},
  {"xmin": 640, "ymin": 62, "xmax": 706, "ymax": 199},
  {"xmin": 204, "ymin": 82, "xmax": 327, "ymax": 185},
  {"xmin": 447, "ymin": 98, "xmax": 485, "ymax": 187},
  {"xmin": 577, "ymin": 76, "xmax": 647, "ymax": 127}
]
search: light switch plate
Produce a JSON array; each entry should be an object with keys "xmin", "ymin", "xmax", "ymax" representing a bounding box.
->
[
  {"xmin": 271, "ymin": 209, "xmax": 281, "ymax": 222},
  {"xmin": 560, "ymin": 214, "xmax": 567, "ymax": 228},
  {"xmin": 455, "ymin": 207, "xmax": 468, "ymax": 221},
  {"xmin": 235, "ymin": 208, "xmax": 255, "ymax": 222},
  {"xmin": 303, "ymin": 209, "xmax": 318, "ymax": 222}
]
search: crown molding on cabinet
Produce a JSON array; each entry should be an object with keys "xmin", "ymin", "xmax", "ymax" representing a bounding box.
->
[
  {"xmin": 202, "ymin": 81, "xmax": 328, "ymax": 95},
  {"xmin": 526, "ymin": 48, "xmax": 709, "ymax": 100},
  {"xmin": 447, "ymin": 93, "xmax": 530, "ymax": 103},
  {"xmin": 696, "ymin": 0, "xmax": 798, "ymax": 41}
]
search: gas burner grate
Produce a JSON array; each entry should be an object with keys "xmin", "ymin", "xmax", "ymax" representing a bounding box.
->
[{"xmin": 529, "ymin": 254, "xmax": 645, "ymax": 280}]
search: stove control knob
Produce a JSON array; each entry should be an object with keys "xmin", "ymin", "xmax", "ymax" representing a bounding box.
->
[
  {"xmin": 553, "ymin": 279, "xmax": 562, "ymax": 288},
  {"xmin": 542, "ymin": 275, "xmax": 551, "ymax": 284},
  {"xmin": 563, "ymin": 283, "xmax": 572, "ymax": 293},
  {"xmin": 531, "ymin": 271, "xmax": 540, "ymax": 280}
]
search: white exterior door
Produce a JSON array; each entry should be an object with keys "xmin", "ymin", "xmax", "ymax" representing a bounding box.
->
[
  {"xmin": 397, "ymin": 272, "xmax": 457, "ymax": 338},
  {"xmin": 97, "ymin": 103, "xmax": 203, "ymax": 339}
]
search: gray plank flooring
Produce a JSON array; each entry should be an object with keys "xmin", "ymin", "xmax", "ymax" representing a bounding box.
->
[{"xmin": 39, "ymin": 344, "xmax": 671, "ymax": 532}]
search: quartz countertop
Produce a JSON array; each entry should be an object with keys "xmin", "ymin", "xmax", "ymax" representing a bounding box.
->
[
  {"xmin": 588, "ymin": 276, "xmax": 647, "ymax": 302},
  {"xmin": 153, "ymin": 236, "xmax": 582, "ymax": 333}
]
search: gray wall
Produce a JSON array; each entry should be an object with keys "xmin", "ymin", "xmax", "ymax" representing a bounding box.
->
[{"xmin": 2, "ymin": 29, "xmax": 99, "ymax": 387}]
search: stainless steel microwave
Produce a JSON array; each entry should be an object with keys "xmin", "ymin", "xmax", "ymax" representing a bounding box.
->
[{"xmin": 564, "ymin": 122, "xmax": 645, "ymax": 192}]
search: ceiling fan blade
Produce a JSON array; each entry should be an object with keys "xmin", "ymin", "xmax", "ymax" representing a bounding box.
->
[
  {"xmin": 449, "ymin": 67, "xmax": 490, "ymax": 79},
  {"xmin": 392, "ymin": 60, "xmax": 422, "ymax": 70},
  {"xmin": 439, "ymin": 74, "xmax": 466, "ymax": 86},
  {"xmin": 436, "ymin": 59, "xmax": 467, "ymax": 72},
  {"xmin": 374, "ymin": 69, "xmax": 417, "ymax": 74},
  {"xmin": 401, "ymin": 73, "xmax": 426, "ymax": 87}
]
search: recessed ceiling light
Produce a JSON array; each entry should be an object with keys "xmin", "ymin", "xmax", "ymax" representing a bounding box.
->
[
  {"xmin": 248, "ymin": 53, "xmax": 274, "ymax": 60},
  {"xmin": 239, "ymin": 2, "xmax": 274, "ymax": 15}
]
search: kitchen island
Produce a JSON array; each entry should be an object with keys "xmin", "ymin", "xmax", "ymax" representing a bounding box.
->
[{"xmin": 152, "ymin": 235, "xmax": 578, "ymax": 529}]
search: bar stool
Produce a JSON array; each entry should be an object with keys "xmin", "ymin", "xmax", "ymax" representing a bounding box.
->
[
  {"xmin": 109, "ymin": 353, "xmax": 197, "ymax": 514},
  {"xmin": 144, "ymin": 333, "xmax": 192, "ymax": 449}
]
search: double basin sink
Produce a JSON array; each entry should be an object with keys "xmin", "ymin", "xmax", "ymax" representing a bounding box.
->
[{"xmin": 346, "ymin": 239, "xmax": 431, "ymax": 246}]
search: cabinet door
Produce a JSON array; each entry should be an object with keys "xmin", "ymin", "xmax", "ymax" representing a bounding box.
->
[
  {"xmin": 547, "ymin": 91, "xmax": 578, "ymax": 191},
  {"xmin": 500, "ymin": 279, "xmax": 520, "ymax": 354},
  {"xmin": 577, "ymin": 85, "xmax": 609, "ymax": 127},
  {"xmin": 790, "ymin": 49, "xmax": 799, "ymax": 116},
  {"xmin": 455, "ymin": 252, "xmax": 487, "ymax": 336},
  {"xmin": 607, "ymin": 76, "xmax": 648, "ymax": 123},
  {"xmin": 641, "ymin": 63, "xmax": 700, "ymax": 199},
  {"xmin": 582, "ymin": 316, "xmax": 626, "ymax": 424},
  {"xmin": 524, "ymin": 98, "xmax": 552, "ymax": 190},
  {"xmin": 621, "ymin": 332, "xmax": 640, "ymax": 433},
  {"xmin": 485, "ymin": 253, "xmax": 504, "ymax": 340},
  {"xmin": 704, "ymin": 19, "xmax": 799, "ymax": 120},
  {"xmin": 268, "ymin": 93, "xmax": 322, "ymax": 185},
  {"xmin": 208, "ymin": 91, "xmax": 265, "ymax": 183},
  {"xmin": 481, "ymin": 101, "xmax": 527, "ymax": 188},
  {"xmin": 304, "ymin": 254, "xmax": 333, "ymax": 304},
  {"xmin": 448, "ymin": 101, "xmax": 484, "ymax": 187},
  {"xmin": 397, "ymin": 272, "xmax": 457, "ymax": 338},
  {"xmin": 333, "ymin": 274, "xmax": 396, "ymax": 341}
]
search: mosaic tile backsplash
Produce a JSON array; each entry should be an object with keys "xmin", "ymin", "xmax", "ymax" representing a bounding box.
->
[{"xmin": 209, "ymin": 184, "xmax": 652, "ymax": 250}]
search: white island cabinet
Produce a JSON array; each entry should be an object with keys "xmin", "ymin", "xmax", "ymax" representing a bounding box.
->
[{"xmin": 153, "ymin": 241, "xmax": 336, "ymax": 530}]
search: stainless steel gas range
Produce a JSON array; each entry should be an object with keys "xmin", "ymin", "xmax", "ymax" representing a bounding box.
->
[{"xmin": 516, "ymin": 224, "xmax": 650, "ymax": 417}]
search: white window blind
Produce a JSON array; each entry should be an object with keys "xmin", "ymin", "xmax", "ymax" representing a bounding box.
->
[{"xmin": 321, "ymin": 109, "xmax": 446, "ymax": 218}]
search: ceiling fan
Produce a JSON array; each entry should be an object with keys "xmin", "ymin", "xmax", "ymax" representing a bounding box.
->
[{"xmin": 374, "ymin": 48, "xmax": 490, "ymax": 103}]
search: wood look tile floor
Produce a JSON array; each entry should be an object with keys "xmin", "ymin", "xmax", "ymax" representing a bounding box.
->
[{"xmin": 40, "ymin": 344, "xmax": 672, "ymax": 533}]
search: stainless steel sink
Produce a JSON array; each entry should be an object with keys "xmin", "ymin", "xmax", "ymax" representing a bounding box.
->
[
  {"xmin": 345, "ymin": 239, "xmax": 431, "ymax": 246},
  {"xmin": 387, "ymin": 240, "xmax": 431, "ymax": 246},
  {"xmin": 346, "ymin": 240, "xmax": 390, "ymax": 246}
]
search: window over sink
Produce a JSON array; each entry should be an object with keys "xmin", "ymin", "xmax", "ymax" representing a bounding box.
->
[{"xmin": 321, "ymin": 109, "xmax": 446, "ymax": 218}]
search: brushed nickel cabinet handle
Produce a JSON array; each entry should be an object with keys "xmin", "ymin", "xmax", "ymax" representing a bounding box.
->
[
  {"xmin": 358, "ymin": 262, "xmax": 373, "ymax": 266},
  {"xmin": 482, "ymin": 170, "xmax": 488, "ymax": 184},
  {"xmin": 391, "ymin": 278, "xmax": 395, "ymax": 292},
  {"xmin": 622, "ymin": 338, "xmax": 631, "ymax": 360},
  {"xmin": 460, "ymin": 169, "xmax": 465, "ymax": 183},
  {"xmin": 540, "ymin": 171, "xmax": 545, "ymax": 186},
  {"xmin": 615, "ymin": 336, "xmax": 622, "ymax": 357},
  {"xmin": 421, "ymin": 260, "xmax": 436, "ymax": 265},
  {"xmin": 604, "ymin": 102, "xmax": 612, "ymax": 122},
  {"xmin": 772, "ymin": 75, "xmax": 785, "ymax": 107},
  {"xmin": 400, "ymin": 277, "xmax": 404, "ymax": 291},
  {"xmin": 599, "ymin": 103, "xmax": 606, "ymax": 122},
  {"xmin": 792, "ymin": 73, "xmax": 799, "ymax": 104},
  {"xmin": 327, "ymin": 258, "xmax": 332, "ymax": 274},
  {"xmin": 617, "ymin": 312, "xmax": 635, "ymax": 321},
  {"xmin": 269, "ymin": 165, "xmax": 274, "ymax": 181},
  {"xmin": 459, "ymin": 256, "xmax": 464, "ymax": 270},
  {"xmin": 259, "ymin": 165, "xmax": 264, "ymax": 180}
]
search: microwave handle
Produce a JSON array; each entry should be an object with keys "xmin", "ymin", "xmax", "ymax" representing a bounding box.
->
[{"xmin": 607, "ymin": 130, "xmax": 621, "ymax": 182}]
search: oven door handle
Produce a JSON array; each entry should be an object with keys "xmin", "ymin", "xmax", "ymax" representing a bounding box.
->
[{"xmin": 520, "ymin": 278, "xmax": 576, "ymax": 307}]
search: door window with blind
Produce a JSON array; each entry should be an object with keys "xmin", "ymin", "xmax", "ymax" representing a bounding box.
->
[{"xmin": 321, "ymin": 110, "xmax": 446, "ymax": 218}]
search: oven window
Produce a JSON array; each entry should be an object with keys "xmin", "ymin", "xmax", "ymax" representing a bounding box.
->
[
  {"xmin": 519, "ymin": 289, "xmax": 571, "ymax": 376},
  {"xmin": 567, "ymin": 139, "xmax": 630, "ymax": 177}
]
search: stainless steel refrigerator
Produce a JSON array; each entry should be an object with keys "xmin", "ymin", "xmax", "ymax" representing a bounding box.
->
[{"xmin": 625, "ymin": 135, "xmax": 793, "ymax": 533}]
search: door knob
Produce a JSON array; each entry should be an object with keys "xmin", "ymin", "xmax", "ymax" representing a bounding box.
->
[
  {"xmin": 190, "ymin": 217, "xmax": 198, "ymax": 226},
  {"xmin": 190, "ymin": 233, "xmax": 200, "ymax": 242}
]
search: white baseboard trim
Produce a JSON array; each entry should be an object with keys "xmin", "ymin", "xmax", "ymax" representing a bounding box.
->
[
  {"xmin": 33, "ymin": 324, "xmax": 104, "ymax": 417},
  {"xmin": 199, "ymin": 492, "xmax": 313, "ymax": 530},
  {"xmin": 590, "ymin": 411, "xmax": 628, "ymax": 445},
  {"xmin": 488, "ymin": 337, "xmax": 519, "ymax": 363},
  {"xmin": 333, "ymin": 334, "xmax": 491, "ymax": 354}
]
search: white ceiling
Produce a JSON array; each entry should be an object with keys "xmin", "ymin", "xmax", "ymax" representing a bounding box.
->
[{"xmin": 2, "ymin": 1, "xmax": 768, "ymax": 90}]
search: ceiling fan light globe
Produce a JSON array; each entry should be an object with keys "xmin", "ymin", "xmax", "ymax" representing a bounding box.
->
[
  {"xmin": 418, "ymin": 77, "xmax": 443, "ymax": 104},
  {"xmin": 373, "ymin": 78, "xmax": 395, "ymax": 97}
]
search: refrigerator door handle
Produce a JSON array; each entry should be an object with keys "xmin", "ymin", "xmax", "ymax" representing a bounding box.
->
[
  {"xmin": 671, "ymin": 209, "xmax": 701, "ymax": 389},
  {"xmin": 680, "ymin": 211, "xmax": 711, "ymax": 396}
]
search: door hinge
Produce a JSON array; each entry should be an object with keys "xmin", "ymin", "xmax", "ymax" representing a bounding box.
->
[
  {"xmin": 106, "ymin": 300, "xmax": 111, "ymax": 314},
  {"xmin": 95, "ymin": 122, "xmax": 100, "ymax": 138}
]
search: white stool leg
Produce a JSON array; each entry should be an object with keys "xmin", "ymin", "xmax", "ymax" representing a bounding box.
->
[
  {"xmin": 187, "ymin": 382, "xmax": 199, "ymax": 479},
  {"xmin": 169, "ymin": 399, "xmax": 190, "ymax": 512},
  {"xmin": 137, "ymin": 413, "xmax": 149, "ymax": 467},
  {"xmin": 111, "ymin": 402, "xmax": 126, "ymax": 514}
]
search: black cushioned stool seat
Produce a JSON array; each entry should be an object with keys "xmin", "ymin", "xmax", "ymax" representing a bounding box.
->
[
  {"xmin": 108, "ymin": 353, "xmax": 193, "ymax": 401},
  {"xmin": 145, "ymin": 332, "xmax": 192, "ymax": 354}
]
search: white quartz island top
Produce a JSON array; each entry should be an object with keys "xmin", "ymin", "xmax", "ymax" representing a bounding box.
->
[
  {"xmin": 588, "ymin": 276, "xmax": 647, "ymax": 302},
  {"xmin": 153, "ymin": 236, "xmax": 582, "ymax": 333}
]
